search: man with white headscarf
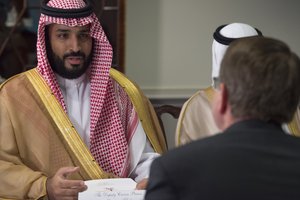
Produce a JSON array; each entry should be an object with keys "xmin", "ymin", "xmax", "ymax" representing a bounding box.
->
[
  {"xmin": 175, "ymin": 23, "xmax": 263, "ymax": 146},
  {"xmin": 176, "ymin": 23, "xmax": 300, "ymax": 146},
  {"xmin": 0, "ymin": 0, "xmax": 166, "ymax": 199}
]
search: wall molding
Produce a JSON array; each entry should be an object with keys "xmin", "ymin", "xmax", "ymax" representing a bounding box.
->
[{"xmin": 142, "ymin": 88, "xmax": 200, "ymax": 100}]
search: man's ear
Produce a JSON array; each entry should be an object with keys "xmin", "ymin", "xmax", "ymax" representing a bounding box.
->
[{"xmin": 219, "ymin": 83, "xmax": 228, "ymax": 114}]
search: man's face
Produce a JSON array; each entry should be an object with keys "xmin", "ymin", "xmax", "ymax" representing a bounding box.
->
[{"xmin": 47, "ymin": 24, "xmax": 93, "ymax": 79}]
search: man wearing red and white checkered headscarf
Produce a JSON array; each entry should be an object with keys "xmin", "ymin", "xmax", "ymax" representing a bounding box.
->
[{"xmin": 0, "ymin": 0, "xmax": 164, "ymax": 199}]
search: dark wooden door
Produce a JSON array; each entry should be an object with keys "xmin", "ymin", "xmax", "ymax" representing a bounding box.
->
[{"xmin": 94, "ymin": 0, "xmax": 126, "ymax": 72}]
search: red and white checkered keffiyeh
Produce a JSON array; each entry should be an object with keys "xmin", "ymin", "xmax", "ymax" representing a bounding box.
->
[{"xmin": 36, "ymin": 0, "xmax": 132, "ymax": 177}]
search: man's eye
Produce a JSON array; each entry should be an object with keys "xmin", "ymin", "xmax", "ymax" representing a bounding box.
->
[
  {"xmin": 79, "ymin": 33, "xmax": 90, "ymax": 41},
  {"xmin": 57, "ymin": 33, "xmax": 68, "ymax": 39}
]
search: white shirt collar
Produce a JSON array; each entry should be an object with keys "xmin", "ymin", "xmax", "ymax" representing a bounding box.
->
[{"xmin": 55, "ymin": 72, "xmax": 88, "ymax": 89}]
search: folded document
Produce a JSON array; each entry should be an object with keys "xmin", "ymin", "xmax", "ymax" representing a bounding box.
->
[{"xmin": 79, "ymin": 178, "xmax": 146, "ymax": 200}]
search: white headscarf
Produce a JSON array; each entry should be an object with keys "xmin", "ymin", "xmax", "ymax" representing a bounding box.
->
[{"xmin": 212, "ymin": 23, "xmax": 262, "ymax": 87}]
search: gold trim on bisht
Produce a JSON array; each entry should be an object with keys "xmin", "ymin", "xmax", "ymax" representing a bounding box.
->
[
  {"xmin": 204, "ymin": 86, "xmax": 215, "ymax": 103},
  {"xmin": 109, "ymin": 68, "xmax": 167, "ymax": 153},
  {"xmin": 287, "ymin": 111, "xmax": 300, "ymax": 137},
  {"xmin": 26, "ymin": 68, "xmax": 109, "ymax": 180}
]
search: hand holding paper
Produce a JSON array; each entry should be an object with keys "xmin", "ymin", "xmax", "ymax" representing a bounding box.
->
[{"xmin": 79, "ymin": 178, "xmax": 146, "ymax": 200}]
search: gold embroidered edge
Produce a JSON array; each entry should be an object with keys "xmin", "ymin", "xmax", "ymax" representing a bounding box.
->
[
  {"xmin": 26, "ymin": 68, "xmax": 108, "ymax": 179},
  {"xmin": 287, "ymin": 111, "xmax": 300, "ymax": 136},
  {"xmin": 109, "ymin": 68, "xmax": 167, "ymax": 153}
]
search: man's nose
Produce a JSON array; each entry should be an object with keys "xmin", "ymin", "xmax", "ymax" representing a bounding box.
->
[{"xmin": 69, "ymin": 35, "xmax": 81, "ymax": 52}]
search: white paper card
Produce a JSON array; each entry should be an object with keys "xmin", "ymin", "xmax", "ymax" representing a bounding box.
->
[{"xmin": 79, "ymin": 178, "xmax": 146, "ymax": 200}]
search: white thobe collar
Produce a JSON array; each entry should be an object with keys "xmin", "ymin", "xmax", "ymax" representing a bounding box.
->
[{"xmin": 55, "ymin": 72, "xmax": 91, "ymax": 147}]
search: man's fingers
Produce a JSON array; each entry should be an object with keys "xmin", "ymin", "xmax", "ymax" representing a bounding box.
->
[
  {"xmin": 136, "ymin": 178, "xmax": 148, "ymax": 190},
  {"xmin": 47, "ymin": 167, "xmax": 86, "ymax": 199},
  {"xmin": 57, "ymin": 166, "xmax": 80, "ymax": 179},
  {"xmin": 62, "ymin": 179, "xmax": 87, "ymax": 190}
]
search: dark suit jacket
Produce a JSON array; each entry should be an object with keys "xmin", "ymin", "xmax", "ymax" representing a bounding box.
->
[{"xmin": 145, "ymin": 120, "xmax": 300, "ymax": 200}]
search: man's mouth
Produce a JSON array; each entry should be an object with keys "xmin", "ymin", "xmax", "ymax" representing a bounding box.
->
[{"xmin": 65, "ymin": 56, "xmax": 83, "ymax": 65}]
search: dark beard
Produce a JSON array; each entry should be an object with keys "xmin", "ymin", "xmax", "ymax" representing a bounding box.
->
[{"xmin": 47, "ymin": 48, "xmax": 92, "ymax": 79}]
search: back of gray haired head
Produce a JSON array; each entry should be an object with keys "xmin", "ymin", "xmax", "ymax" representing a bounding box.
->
[{"xmin": 220, "ymin": 37, "xmax": 300, "ymax": 123}]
